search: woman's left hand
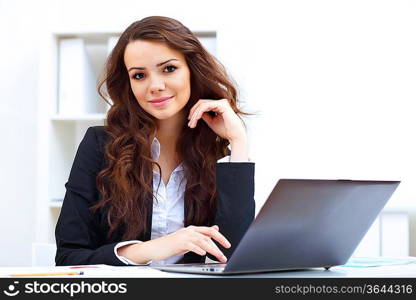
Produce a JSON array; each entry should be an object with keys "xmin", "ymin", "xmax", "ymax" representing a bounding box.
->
[{"xmin": 187, "ymin": 99, "xmax": 246, "ymax": 143}]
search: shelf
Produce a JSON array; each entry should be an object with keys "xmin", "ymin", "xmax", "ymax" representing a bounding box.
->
[
  {"xmin": 51, "ymin": 113, "xmax": 106, "ymax": 121},
  {"xmin": 53, "ymin": 31, "xmax": 121, "ymax": 39},
  {"xmin": 49, "ymin": 200, "xmax": 63, "ymax": 208},
  {"xmin": 383, "ymin": 202, "xmax": 416, "ymax": 213}
]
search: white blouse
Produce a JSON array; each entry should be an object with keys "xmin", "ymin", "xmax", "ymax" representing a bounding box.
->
[{"xmin": 114, "ymin": 137, "xmax": 231, "ymax": 265}]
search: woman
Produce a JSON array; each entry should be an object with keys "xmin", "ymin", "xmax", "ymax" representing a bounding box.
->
[{"xmin": 55, "ymin": 16, "xmax": 255, "ymax": 266}]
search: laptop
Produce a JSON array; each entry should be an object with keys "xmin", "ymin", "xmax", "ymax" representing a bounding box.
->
[{"xmin": 152, "ymin": 179, "xmax": 400, "ymax": 275}]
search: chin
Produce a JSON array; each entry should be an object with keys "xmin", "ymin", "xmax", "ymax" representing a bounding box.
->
[{"xmin": 151, "ymin": 110, "xmax": 178, "ymax": 120}]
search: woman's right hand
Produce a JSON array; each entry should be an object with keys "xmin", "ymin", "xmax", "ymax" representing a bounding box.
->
[
  {"xmin": 118, "ymin": 225, "xmax": 231, "ymax": 264},
  {"xmin": 149, "ymin": 225, "xmax": 231, "ymax": 262}
]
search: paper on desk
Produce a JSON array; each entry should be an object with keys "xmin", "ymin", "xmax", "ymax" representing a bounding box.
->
[
  {"xmin": 341, "ymin": 257, "xmax": 416, "ymax": 268},
  {"xmin": 0, "ymin": 265, "xmax": 179, "ymax": 278},
  {"xmin": 0, "ymin": 266, "xmax": 84, "ymax": 278},
  {"xmin": 71, "ymin": 265, "xmax": 182, "ymax": 277}
]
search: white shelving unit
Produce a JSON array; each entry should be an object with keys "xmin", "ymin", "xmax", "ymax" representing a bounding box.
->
[
  {"xmin": 35, "ymin": 30, "xmax": 217, "ymax": 248},
  {"xmin": 49, "ymin": 33, "xmax": 114, "ymax": 211}
]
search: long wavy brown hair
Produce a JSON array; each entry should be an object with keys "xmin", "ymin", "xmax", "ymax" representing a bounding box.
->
[{"xmin": 92, "ymin": 16, "xmax": 252, "ymax": 240}]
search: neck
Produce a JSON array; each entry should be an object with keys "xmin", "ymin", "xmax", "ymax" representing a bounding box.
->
[{"xmin": 153, "ymin": 110, "xmax": 186, "ymax": 158}]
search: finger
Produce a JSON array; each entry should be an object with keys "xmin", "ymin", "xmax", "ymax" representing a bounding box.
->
[
  {"xmin": 190, "ymin": 105, "xmax": 205, "ymax": 128},
  {"xmin": 189, "ymin": 100, "xmax": 221, "ymax": 126},
  {"xmin": 207, "ymin": 238, "xmax": 228, "ymax": 263},
  {"xmin": 188, "ymin": 243, "xmax": 207, "ymax": 256},
  {"xmin": 190, "ymin": 103, "xmax": 210, "ymax": 127},
  {"xmin": 188, "ymin": 102, "xmax": 200, "ymax": 121},
  {"xmin": 189, "ymin": 99, "xmax": 228, "ymax": 120},
  {"xmin": 188, "ymin": 103, "xmax": 203, "ymax": 127},
  {"xmin": 197, "ymin": 109, "xmax": 219, "ymax": 127},
  {"xmin": 195, "ymin": 226, "xmax": 231, "ymax": 249},
  {"xmin": 189, "ymin": 99, "xmax": 212, "ymax": 119},
  {"xmin": 191, "ymin": 102, "xmax": 221, "ymax": 128},
  {"xmin": 212, "ymin": 225, "xmax": 219, "ymax": 231},
  {"xmin": 195, "ymin": 235, "xmax": 227, "ymax": 263}
]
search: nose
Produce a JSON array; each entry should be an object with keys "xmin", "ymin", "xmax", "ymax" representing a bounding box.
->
[{"xmin": 149, "ymin": 75, "xmax": 166, "ymax": 93}]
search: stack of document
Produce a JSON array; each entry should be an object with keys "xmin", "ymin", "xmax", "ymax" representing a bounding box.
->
[{"xmin": 342, "ymin": 257, "xmax": 416, "ymax": 268}]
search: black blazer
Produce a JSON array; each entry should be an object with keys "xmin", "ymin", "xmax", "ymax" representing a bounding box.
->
[{"xmin": 55, "ymin": 126, "xmax": 255, "ymax": 266}]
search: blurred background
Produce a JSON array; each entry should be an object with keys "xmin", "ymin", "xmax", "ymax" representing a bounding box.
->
[{"xmin": 0, "ymin": 0, "xmax": 415, "ymax": 266}]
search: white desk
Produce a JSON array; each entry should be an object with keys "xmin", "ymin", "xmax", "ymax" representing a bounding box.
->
[{"xmin": 1, "ymin": 258, "xmax": 415, "ymax": 278}]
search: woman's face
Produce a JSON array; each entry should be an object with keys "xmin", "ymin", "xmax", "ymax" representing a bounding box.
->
[{"xmin": 124, "ymin": 40, "xmax": 191, "ymax": 121}]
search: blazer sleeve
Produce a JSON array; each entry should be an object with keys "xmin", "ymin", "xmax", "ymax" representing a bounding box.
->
[
  {"xmin": 209, "ymin": 162, "xmax": 255, "ymax": 260},
  {"xmin": 55, "ymin": 127, "xmax": 125, "ymax": 266}
]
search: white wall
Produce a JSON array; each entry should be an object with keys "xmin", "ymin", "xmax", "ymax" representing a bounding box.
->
[
  {"xmin": 0, "ymin": 0, "xmax": 415, "ymax": 266},
  {"xmin": 0, "ymin": 0, "xmax": 43, "ymax": 266}
]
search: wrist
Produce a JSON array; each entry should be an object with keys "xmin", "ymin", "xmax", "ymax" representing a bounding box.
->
[
  {"xmin": 230, "ymin": 139, "xmax": 247, "ymax": 148},
  {"xmin": 229, "ymin": 134, "xmax": 247, "ymax": 146},
  {"xmin": 118, "ymin": 241, "xmax": 153, "ymax": 264},
  {"xmin": 229, "ymin": 138, "xmax": 249, "ymax": 162}
]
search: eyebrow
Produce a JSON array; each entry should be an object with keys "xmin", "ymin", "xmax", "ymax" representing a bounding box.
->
[{"xmin": 127, "ymin": 59, "xmax": 179, "ymax": 72}]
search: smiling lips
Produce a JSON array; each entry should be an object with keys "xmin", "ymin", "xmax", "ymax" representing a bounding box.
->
[
  {"xmin": 148, "ymin": 96, "xmax": 173, "ymax": 107},
  {"xmin": 149, "ymin": 96, "xmax": 173, "ymax": 103}
]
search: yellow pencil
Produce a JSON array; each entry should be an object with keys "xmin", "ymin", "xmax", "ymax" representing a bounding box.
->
[{"xmin": 10, "ymin": 271, "xmax": 84, "ymax": 277}]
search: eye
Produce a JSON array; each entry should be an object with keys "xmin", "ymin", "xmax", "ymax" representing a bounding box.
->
[
  {"xmin": 164, "ymin": 65, "xmax": 177, "ymax": 73},
  {"xmin": 132, "ymin": 72, "xmax": 145, "ymax": 80},
  {"xmin": 131, "ymin": 65, "xmax": 177, "ymax": 81}
]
